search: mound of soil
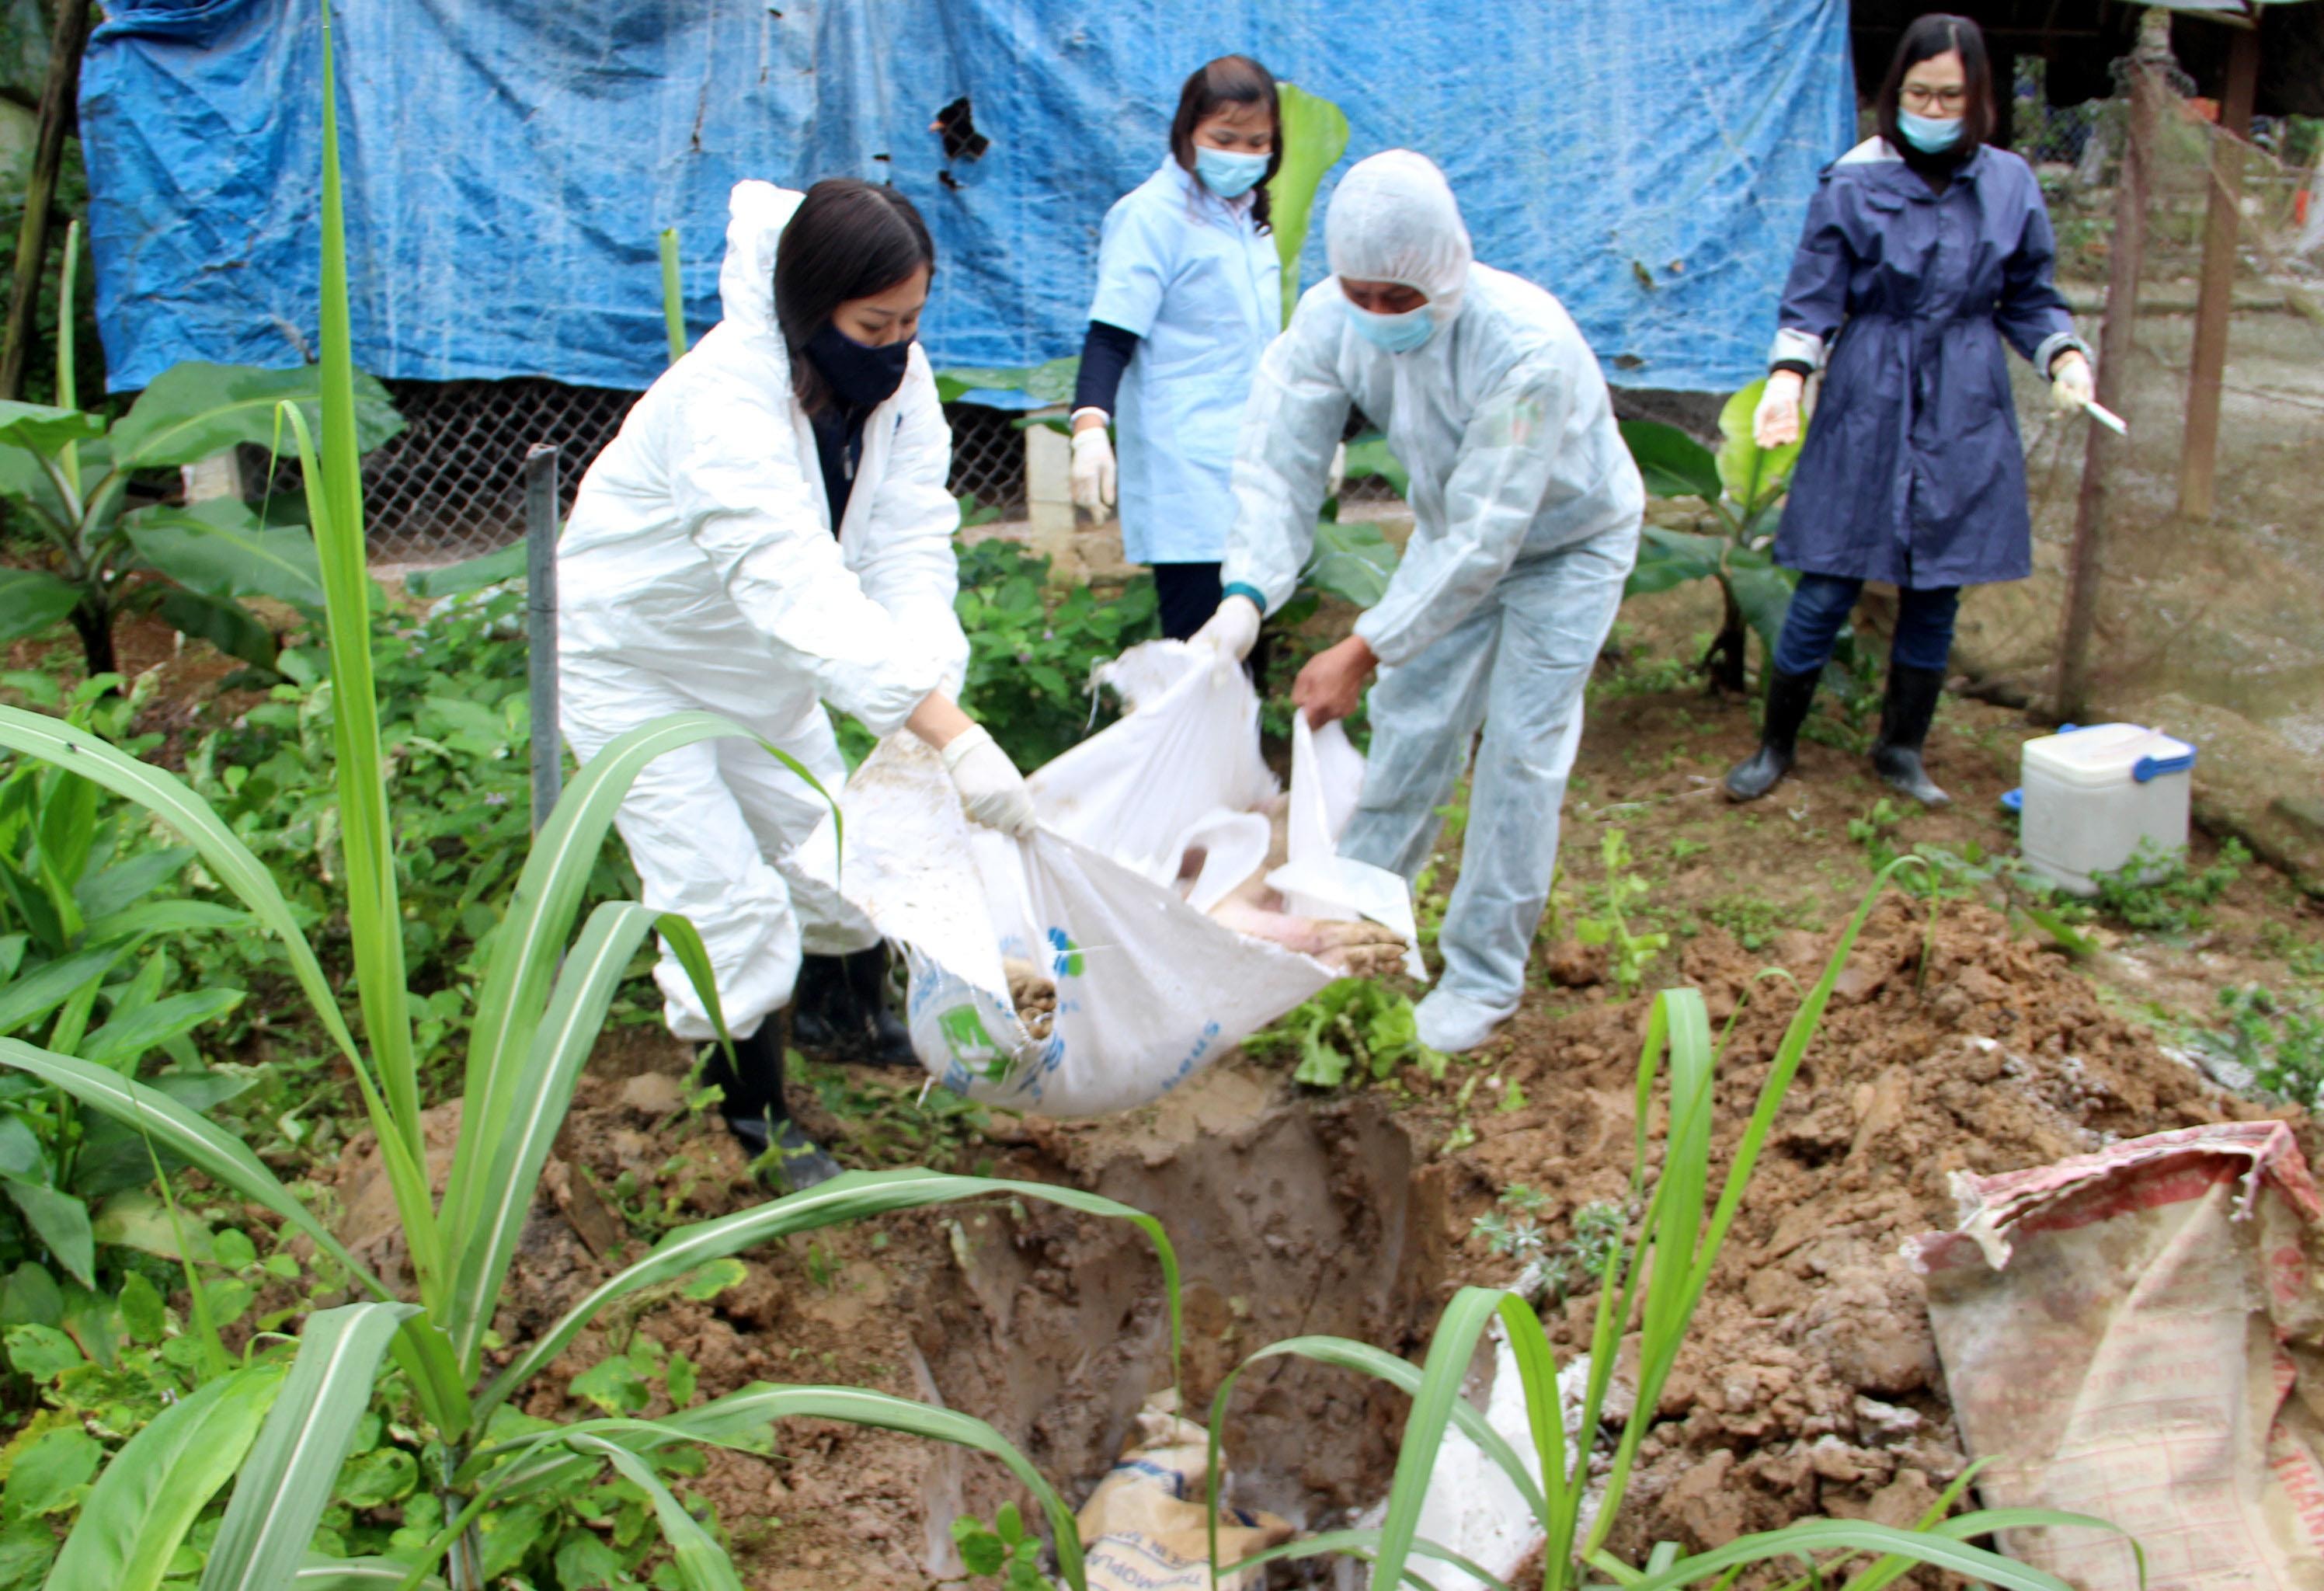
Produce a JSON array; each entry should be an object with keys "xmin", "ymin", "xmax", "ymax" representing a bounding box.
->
[
  {"xmin": 464, "ymin": 897, "xmax": 2283, "ymax": 1585},
  {"xmin": 1468, "ymin": 896, "xmax": 2287, "ymax": 1551}
]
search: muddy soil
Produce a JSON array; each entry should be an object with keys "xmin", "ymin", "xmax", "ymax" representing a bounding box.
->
[{"xmin": 428, "ymin": 873, "xmax": 2297, "ymax": 1588}]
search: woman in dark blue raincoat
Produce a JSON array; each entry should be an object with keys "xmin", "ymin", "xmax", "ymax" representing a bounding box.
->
[{"xmin": 1725, "ymin": 13, "xmax": 2094, "ymax": 807}]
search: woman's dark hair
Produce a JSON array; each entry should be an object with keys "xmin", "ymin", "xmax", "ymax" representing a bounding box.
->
[
  {"xmin": 1875, "ymin": 14, "xmax": 1995, "ymax": 159},
  {"xmin": 1169, "ymin": 55, "xmax": 1281, "ymax": 230},
  {"xmin": 774, "ymin": 179, "xmax": 936, "ymax": 414}
]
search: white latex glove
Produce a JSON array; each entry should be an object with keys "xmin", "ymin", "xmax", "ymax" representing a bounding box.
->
[
  {"xmin": 1753, "ymin": 370, "xmax": 1805, "ymax": 449},
  {"xmin": 1327, "ymin": 440, "xmax": 1348, "ymax": 502},
  {"xmin": 939, "ymin": 724, "xmax": 1036, "ymax": 837},
  {"xmin": 1070, "ymin": 416, "xmax": 1115, "ymax": 520},
  {"xmin": 1190, "ymin": 594, "xmax": 1262, "ymax": 662},
  {"xmin": 2050, "ymin": 350, "xmax": 2094, "ymax": 415}
]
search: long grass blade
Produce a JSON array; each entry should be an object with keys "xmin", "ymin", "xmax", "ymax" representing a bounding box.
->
[
  {"xmin": 200, "ymin": 1303, "xmax": 419, "ymax": 1591},
  {"xmin": 1605, "ymin": 1516, "xmax": 2113, "ymax": 1591},
  {"xmin": 1203, "ymin": 1335, "xmax": 1546, "ymax": 1523},
  {"xmin": 1219, "ymin": 1527, "xmax": 1513, "ymax": 1591},
  {"xmin": 499, "ymin": 1389, "xmax": 1090, "ymax": 1589},
  {"xmin": 442, "ymin": 712, "xmax": 833, "ymax": 1261},
  {"xmin": 569, "ymin": 1436, "xmax": 743, "ymax": 1591},
  {"xmin": 386, "ymin": 1315, "xmax": 474, "ymax": 1449},
  {"xmin": 295, "ymin": 1560, "xmax": 448, "ymax": 1591},
  {"xmin": 47, "ymin": 1363, "xmax": 284, "ymax": 1591},
  {"xmin": 56, "ymin": 218, "xmax": 79, "ymax": 499},
  {"xmin": 1350, "ymin": 1286, "xmax": 1508, "ymax": 1591},
  {"xmin": 1493, "ymin": 1293, "xmax": 1568, "ymax": 1575},
  {"xmin": 478, "ymin": 1170, "xmax": 1176, "ymax": 1423},
  {"xmin": 0, "ymin": 1039, "xmax": 388, "ymax": 1296},
  {"xmin": 659, "ymin": 228, "xmax": 687, "ymax": 363},
  {"xmin": 446, "ymin": 903, "xmax": 713, "ymax": 1374}
]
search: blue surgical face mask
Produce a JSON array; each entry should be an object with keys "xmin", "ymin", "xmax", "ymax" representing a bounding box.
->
[
  {"xmin": 1194, "ymin": 145, "xmax": 1270, "ymax": 200},
  {"xmin": 1896, "ymin": 109, "xmax": 1964, "ymax": 154},
  {"xmin": 1345, "ymin": 299, "xmax": 1436, "ymax": 355}
]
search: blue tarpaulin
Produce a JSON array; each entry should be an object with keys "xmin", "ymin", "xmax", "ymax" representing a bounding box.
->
[{"xmin": 81, "ymin": 0, "xmax": 1853, "ymax": 396}]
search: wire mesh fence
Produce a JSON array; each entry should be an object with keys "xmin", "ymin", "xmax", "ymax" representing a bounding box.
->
[
  {"xmin": 249, "ymin": 379, "xmax": 1039, "ymax": 562},
  {"xmin": 1957, "ymin": 19, "xmax": 2324, "ymax": 873}
]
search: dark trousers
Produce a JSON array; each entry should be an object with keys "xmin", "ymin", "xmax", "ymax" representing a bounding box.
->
[
  {"xmin": 1772, "ymin": 573, "xmax": 1960, "ymax": 677},
  {"xmin": 1151, "ymin": 562, "xmax": 1223, "ymax": 643}
]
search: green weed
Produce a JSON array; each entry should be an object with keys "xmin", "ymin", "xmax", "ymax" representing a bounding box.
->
[
  {"xmin": 2201, "ymin": 983, "xmax": 2324, "ymax": 1108},
  {"xmin": 1244, "ymin": 978, "xmax": 1447, "ymax": 1091},
  {"xmin": 1571, "ymin": 830, "xmax": 1668, "ymax": 994}
]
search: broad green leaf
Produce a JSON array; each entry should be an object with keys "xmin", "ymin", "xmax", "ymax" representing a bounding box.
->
[
  {"xmin": 2, "ymin": 1179, "xmax": 93, "ymax": 1287},
  {"xmin": 448, "ymin": 903, "xmax": 710, "ymax": 1373},
  {"xmin": 1724, "ymin": 555, "xmax": 1797, "ymax": 666},
  {"xmin": 0, "ymin": 1040, "xmax": 386, "ymax": 1297},
  {"xmin": 1339, "ymin": 434, "xmax": 1407, "ymax": 496},
  {"xmin": 0, "ymin": 1118, "xmax": 38, "ymax": 1178},
  {"xmin": 155, "ymin": 588, "xmax": 278, "ymax": 669},
  {"xmin": 569, "ymin": 1437, "xmax": 743, "ymax": 1591},
  {"xmin": 79, "ymin": 988, "xmax": 245, "ymax": 1071},
  {"xmin": 106, "ymin": 363, "xmax": 400, "ymax": 472},
  {"xmin": 931, "ymin": 357, "xmax": 1079, "ymax": 406},
  {"xmin": 2, "ymin": 1426, "xmax": 101, "ymax": 1516},
  {"xmin": 200, "ymin": 1303, "xmax": 419, "ymax": 1591},
  {"xmin": 0, "ymin": 942, "xmax": 130, "ymax": 1037},
  {"xmin": 4, "ymin": 1321, "xmax": 80, "ymax": 1377},
  {"xmin": 1303, "ymin": 519, "xmax": 1397, "ymax": 608},
  {"xmin": 1620, "ymin": 419, "xmax": 1721, "ymax": 503},
  {"xmin": 124, "ymin": 500, "xmax": 327, "ymax": 611},
  {"xmin": 482, "ymin": 1170, "xmax": 1179, "ymax": 1425},
  {"xmin": 1623, "ymin": 527, "xmax": 1723, "ymax": 601},
  {"xmin": 48, "ymin": 1364, "xmax": 284, "ymax": 1591},
  {"xmin": 73, "ymin": 846, "xmax": 194, "ymax": 922},
  {"xmin": 1715, "ymin": 380, "xmax": 1801, "ymax": 516},
  {"xmin": 1272, "ymin": 82, "xmax": 1351, "ymax": 326},
  {"xmin": 0, "ymin": 569, "xmax": 81, "ymax": 646},
  {"xmin": 0, "ymin": 401, "xmax": 104, "ymax": 458},
  {"xmin": 402, "ymin": 541, "xmax": 524, "ymax": 601}
]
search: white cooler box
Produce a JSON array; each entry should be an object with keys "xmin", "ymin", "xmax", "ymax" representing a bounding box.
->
[{"xmin": 2016, "ymin": 722, "xmax": 2197, "ymax": 896}]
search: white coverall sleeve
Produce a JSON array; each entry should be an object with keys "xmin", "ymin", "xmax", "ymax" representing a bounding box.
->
[
  {"xmin": 853, "ymin": 362, "xmax": 970, "ymax": 696},
  {"xmin": 1352, "ymin": 357, "xmax": 1575, "ymax": 666},
  {"xmin": 1219, "ymin": 292, "xmax": 1351, "ymax": 614},
  {"xmin": 667, "ymin": 374, "xmax": 945, "ymax": 736}
]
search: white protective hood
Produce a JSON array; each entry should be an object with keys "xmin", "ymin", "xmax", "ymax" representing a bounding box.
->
[
  {"xmin": 715, "ymin": 179, "xmax": 806, "ymax": 339},
  {"xmin": 1325, "ymin": 150, "xmax": 1473, "ymax": 322}
]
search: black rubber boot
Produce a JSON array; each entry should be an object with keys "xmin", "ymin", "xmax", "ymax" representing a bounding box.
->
[
  {"xmin": 1724, "ymin": 669, "xmax": 1821, "ymax": 802},
  {"xmin": 844, "ymin": 945, "xmax": 919, "ymax": 1069},
  {"xmin": 1870, "ymin": 663, "xmax": 1951, "ymax": 807},
  {"xmin": 698, "ymin": 1019, "xmax": 840, "ymax": 1192},
  {"xmin": 789, "ymin": 949, "xmax": 917, "ymax": 1069}
]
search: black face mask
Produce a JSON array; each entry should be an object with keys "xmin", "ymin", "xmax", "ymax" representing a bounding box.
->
[{"xmin": 805, "ymin": 322, "xmax": 913, "ymax": 409}]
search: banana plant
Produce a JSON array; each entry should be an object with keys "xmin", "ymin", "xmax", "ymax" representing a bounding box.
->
[
  {"xmin": 0, "ymin": 10, "xmax": 1180, "ymax": 1589},
  {"xmin": 1204, "ymin": 867, "xmax": 2138, "ymax": 1591},
  {"xmin": 1620, "ymin": 381, "xmax": 1803, "ymax": 694}
]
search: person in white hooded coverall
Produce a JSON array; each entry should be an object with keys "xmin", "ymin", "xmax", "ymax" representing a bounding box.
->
[
  {"xmin": 1193, "ymin": 151, "xmax": 1643, "ymax": 1054},
  {"xmin": 559, "ymin": 179, "xmax": 1037, "ymax": 1189}
]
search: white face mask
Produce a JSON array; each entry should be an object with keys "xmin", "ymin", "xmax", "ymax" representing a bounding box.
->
[
  {"xmin": 1345, "ymin": 300, "xmax": 1437, "ymax": 354},
  {"xmin": 1194, "ymin": 145, "xmax": 1270, "ymax": 200}
]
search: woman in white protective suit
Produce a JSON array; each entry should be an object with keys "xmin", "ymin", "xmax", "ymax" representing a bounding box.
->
[
  {"xmin": 1192, "ymin": 151, "xmax": 1643, "ymax": 1055},
  {"xmin": 559, "ymin": 179, "xmax": 1036, "ymax": 1190}
]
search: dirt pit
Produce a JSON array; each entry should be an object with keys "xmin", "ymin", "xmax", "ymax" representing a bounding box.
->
[{"xmin": 464, "ymin": 892, "xmax": 2301, "ymax": 1586}]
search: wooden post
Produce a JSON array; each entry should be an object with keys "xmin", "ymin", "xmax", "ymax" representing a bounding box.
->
[
  {"xmin": 2055, "ymin": 9, "xmax": 2168, "ymax": 722},
  {"xmin": 2176, "ymin": 23, "xmax": 2259, "ymax": 520},
  {"xmin": 0, "ymin": 0, "xmax": 94, "ymax": 402}
]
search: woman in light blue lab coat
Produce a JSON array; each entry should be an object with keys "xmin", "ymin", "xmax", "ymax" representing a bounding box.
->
[{"xmin": 1069, "ymin": 55, "xmax": 1284, "ymax": 639}]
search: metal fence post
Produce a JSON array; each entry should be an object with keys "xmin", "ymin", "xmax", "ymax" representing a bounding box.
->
[{"xmin": 524, "ymin": 444, "xmax": 562, "ymax": 833}]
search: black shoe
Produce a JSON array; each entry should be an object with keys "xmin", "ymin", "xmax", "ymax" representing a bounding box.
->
[
  {"xmin": 697, "ymin": 1018, "xmax": 842, "ymax": 1189},
  {"xmin": 1871, "ymin": 663, "xmax": 1950, "ymax": 806},
  {"xmin": 789, "ymin": 948, "xmax": 918, "ymax": 1070},
  {"xmin": 728, "ymin": 1115, "xmax": 843, "ymax": 1192},
  {"xmin": 1724, "ymin": 668, "xmax": 1821, "ymax": 802}
]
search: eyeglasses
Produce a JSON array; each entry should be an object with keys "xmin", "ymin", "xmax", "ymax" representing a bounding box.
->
[{"xmin": 1901, "ymin": 84, "xmax": 1969, "ymax": 111}]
